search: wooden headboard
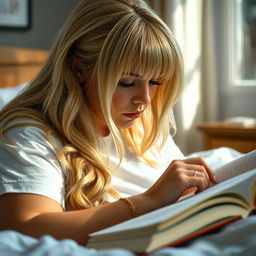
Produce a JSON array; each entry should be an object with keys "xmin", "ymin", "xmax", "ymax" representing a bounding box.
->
[{"xmin": 0, "ymin": 47, "xmax": 49, "ymax": 88}]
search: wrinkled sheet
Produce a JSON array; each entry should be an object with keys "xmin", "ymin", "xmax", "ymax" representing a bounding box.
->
[
  {"xmin": 0, "ymin": 147, "xmax": 255, "ymax": 256},
  {"xmin": 0, "ymin": 82, "xmax": 28, "ymax": 110},
  {"xmin": 1, "ymin": 217, "xmax": 256, "ymax": 256}
]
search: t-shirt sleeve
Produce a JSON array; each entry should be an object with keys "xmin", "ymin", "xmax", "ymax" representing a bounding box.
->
[{"xmin": 0, "ymin": 125, "xmax": 66, "ymax": 209}]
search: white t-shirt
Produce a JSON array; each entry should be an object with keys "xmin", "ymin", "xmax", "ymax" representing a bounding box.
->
[
  {"xmin": 0, "ymin": 121, "xmax": 183, "ymax": 209},
  {"xmin": 101, "ymin": 134, "xmax": 184, "ymax": 200}
]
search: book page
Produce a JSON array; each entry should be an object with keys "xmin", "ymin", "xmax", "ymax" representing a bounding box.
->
[{"xmin": 214, "ymin": 150, "xmax": 256, "ymax": 183}]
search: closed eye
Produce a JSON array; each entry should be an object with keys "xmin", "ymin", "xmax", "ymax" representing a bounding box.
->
[
  {"xmin": 149, "ymin": 80, "xmax": 162, "ymax": 86},
  {"xmin": 118, "ymin": 81, "xmax": 135, "ymax": 88},
  {"xmin": 118, "ymin": 80, "xmax": 162, "ymax": 88}
]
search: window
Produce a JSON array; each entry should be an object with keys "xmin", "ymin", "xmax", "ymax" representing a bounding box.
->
[{"xmin": 232, "ymin": 0, "xmax": 256, "ymax": 86}]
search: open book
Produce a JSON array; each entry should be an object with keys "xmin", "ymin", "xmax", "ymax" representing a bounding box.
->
[{"xmin": 87, "ymin": 150, "xmax": 256, "ymax": 253}]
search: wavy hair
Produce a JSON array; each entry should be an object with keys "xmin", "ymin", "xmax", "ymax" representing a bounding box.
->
[{"xmin": 0, "ymin": 0, "xmax": 183, "ymax": 209}]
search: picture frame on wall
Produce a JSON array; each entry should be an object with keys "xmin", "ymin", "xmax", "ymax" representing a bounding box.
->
[{"xmin": 0, "ymin": 0, "xmax": 31, "ymax": 29}]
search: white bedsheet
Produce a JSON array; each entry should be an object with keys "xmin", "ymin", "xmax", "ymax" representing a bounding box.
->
[
  {"xmin": 0, "ymin": 217, "xmax": 255, "ymax": 256},
  {"xmin": 0, "ymin": 82, "xmax": 28, "ymax": 109}
]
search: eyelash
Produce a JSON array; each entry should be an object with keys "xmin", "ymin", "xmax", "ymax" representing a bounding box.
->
[{"xmin": 118, "ymin": 80, "xmax": 162, "ymax": 88}]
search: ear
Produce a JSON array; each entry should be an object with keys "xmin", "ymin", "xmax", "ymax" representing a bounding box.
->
[{"xmin": 71, "ymin": 59, "xmax": 86, "ymax": 84}]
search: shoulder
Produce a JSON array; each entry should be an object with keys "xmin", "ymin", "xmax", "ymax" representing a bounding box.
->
[
  {"xmin": 3, "ymin": 118, "xmax": 62, "ymax": 150},
  {"xmin": 0, "ymin": 119, "xmax": 66, "ymax": 209}
]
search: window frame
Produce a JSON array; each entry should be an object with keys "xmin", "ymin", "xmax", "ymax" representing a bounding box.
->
[{"xmin": 229, "ymin": 0, "xmax": 256, "ymax": 89}]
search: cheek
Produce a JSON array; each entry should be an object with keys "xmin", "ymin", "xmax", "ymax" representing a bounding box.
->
[
  {"xmin": 150, "ymin": 87, "xmax": 158, "ymax": 99},
  {"xmin": 112, "ymin": 90, "xmax": 127, "ymax": 109}
]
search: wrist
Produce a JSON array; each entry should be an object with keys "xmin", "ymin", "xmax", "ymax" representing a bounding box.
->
[
  {"xmin": 129, "ymin": 193, "xmax": 161, "ymax": 217},
  {"xmin": 119, "ymin": 197, "xmax": 137, "ymax": 218}
]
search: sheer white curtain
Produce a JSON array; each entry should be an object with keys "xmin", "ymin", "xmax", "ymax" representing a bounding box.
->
[{"xmin": 148, "ymin": 0, "xmax": 218, "ymax": 154}]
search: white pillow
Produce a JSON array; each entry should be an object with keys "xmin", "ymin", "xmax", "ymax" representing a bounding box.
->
[
  {"xmin": 185, "ymin": 147, "xmax": 242, "ymax": 169},
  {"xmin": 0, "ymin": 82, "xmax": 28, "ymax": 109}
]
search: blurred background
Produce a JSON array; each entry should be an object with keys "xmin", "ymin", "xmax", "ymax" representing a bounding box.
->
[{"xmin": 0, "ymin": 0, "xmax": 255, "ymax": 155}]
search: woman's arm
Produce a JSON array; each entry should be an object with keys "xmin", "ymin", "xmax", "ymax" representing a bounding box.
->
[
  {"xmin": 0, "ymin": 157, "xmax": 216, "ymax": 245},
  {"xmin": 0, "ymin": 192, "xmax": 152, "ymax": 245}
]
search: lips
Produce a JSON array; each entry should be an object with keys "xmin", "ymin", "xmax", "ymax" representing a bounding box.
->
[{"xmin": 123, "ymin": 111, "xmax": 143, "ymax": 119}]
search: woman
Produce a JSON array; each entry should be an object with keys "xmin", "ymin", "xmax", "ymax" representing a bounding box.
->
[{"xmin": 0, "ymin": 0, "xmax": 215, "ymax": 245}]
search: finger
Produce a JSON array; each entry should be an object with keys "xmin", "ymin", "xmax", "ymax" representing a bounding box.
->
[
  {"xmin": 192, "ymin": 177, "xmax": 207, "ymax": 192},
  {"xmin": 178, "ymin": 186, "xmax": 198, "ymax": 201},
  {"xmin": 180, "ymin": 170, "xmax": 206, "ymax": 194},
  {"xmin": 196, "ymin": 170, "xmax": 211, "ymax": 190},
  {"xmin": 189, "ymin": 170, "xmax": 210, "ymax": 191},
  {"xmin": 183, "ymin": 157, "xmax": 217, "ymax": 184},
  {"xmin": 181, "ymin": 186, "xmax": 197, "ymax": 196},
  {"xmin": 171, "ymin": 161, "xmax": 210, "ymax": 181},
  {"xmin": 188, "ymin": 166, "xmax": 207, "ymax": 177},
  {"xmin": 185, "ymin": 166, "xmax": 210, "ymax": 188},
  {"xmin": 194, "ymin": 169, "xmax": 210, "ymax": 188}
]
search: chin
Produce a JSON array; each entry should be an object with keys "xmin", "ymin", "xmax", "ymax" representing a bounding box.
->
[{"xmin": 117, "ymin": 120, "xmax": 135, "ymax": 130}]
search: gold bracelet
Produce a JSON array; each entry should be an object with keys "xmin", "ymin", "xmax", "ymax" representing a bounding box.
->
[{"xmin": 120, "ymin": 197, "xmax": 137, "ymax": 218}]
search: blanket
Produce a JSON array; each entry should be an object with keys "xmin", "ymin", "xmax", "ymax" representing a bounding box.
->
[{"xmin": 0, "ymin": 217, "xmax": 255, "ymax": 256}]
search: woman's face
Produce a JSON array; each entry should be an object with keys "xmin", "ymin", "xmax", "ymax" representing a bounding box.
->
[
  {"xmin": 112, "ymin": 71, "xmax": 161, "ymax": 129},
  {"xmin": 85, "ymin": 70, "xmax": 161, "ymax": 136}
]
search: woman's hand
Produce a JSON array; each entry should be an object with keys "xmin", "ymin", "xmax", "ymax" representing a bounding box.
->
[{"xmin": 143, "ymin": 157, "xmax": 217, "ymax": 209}]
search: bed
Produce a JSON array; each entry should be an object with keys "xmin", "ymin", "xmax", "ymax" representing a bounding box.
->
[
  {"xmin": 0, "ymin": 47, "xmax": 255, "ymax": 256},
  {"xmin": 0, "ymin": 46, "xmax": 48, "ymax": 109}
]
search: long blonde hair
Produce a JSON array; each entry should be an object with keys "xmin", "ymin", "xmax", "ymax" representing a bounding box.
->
[{"xmin": 0, "ymin": 0, "xmax": 183, "ymax": 209}]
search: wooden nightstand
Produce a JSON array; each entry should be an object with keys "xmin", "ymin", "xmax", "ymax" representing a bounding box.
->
[{"xmin": 197, "ymin": 121, "xmax": 256, "ymax": 153}]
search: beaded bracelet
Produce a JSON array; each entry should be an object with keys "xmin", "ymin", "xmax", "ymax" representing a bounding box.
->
[{"xmin": 120, "ymin": 197, "xmax": 137, "ymax": 218}]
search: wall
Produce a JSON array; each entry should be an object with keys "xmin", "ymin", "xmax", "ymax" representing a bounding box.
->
[{"xmin": 0, "ymin": 0, "xmax": 79, "ymax": 50}]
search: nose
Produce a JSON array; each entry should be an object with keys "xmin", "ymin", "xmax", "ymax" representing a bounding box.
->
[{"xmin": 132, "ymin": 82, "xmax": 152, "ymax": 106}]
